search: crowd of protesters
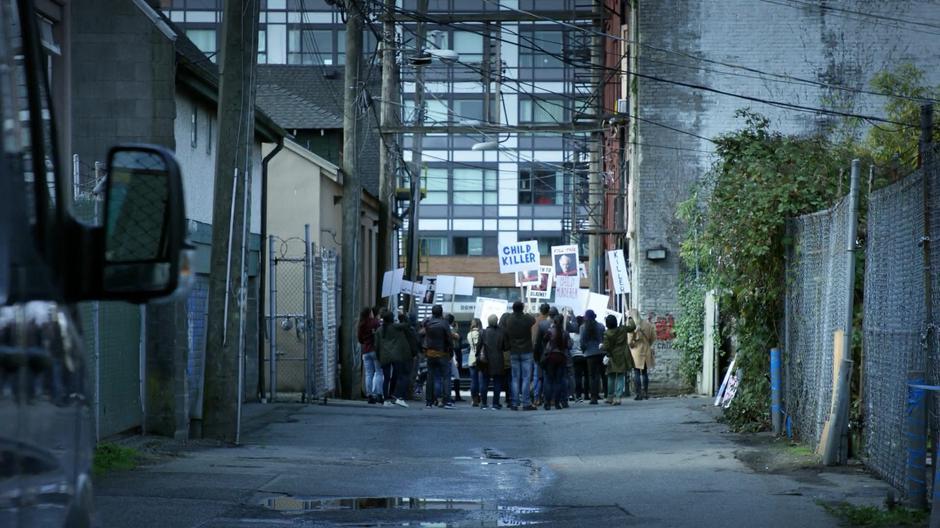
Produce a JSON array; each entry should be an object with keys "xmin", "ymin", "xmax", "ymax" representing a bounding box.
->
[{"xmin": 356, "ymin": 301, "xmax": 657, "ymax": 410}]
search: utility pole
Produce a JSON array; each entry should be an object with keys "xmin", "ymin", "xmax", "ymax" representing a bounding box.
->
[
  {"xmin": 202, "ymin": 0, "xmax": 260, "ymax": 442},
  {"xmin": 376, "ymin": 0, "xmax": 397, "ymax": 304},
  {"xmin": 588, "ymin": 0, "xmax": 605, "ymax": 293},
  {"xmin": 339, "ymin": 0, "xmax": 364, "ymax": 400},
  {"xmin": 404, "ymin": 0, "xmax": 428, "ymax": 304}
]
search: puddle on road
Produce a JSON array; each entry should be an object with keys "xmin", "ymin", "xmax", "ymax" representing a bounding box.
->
[{"xmin": 262, "ymin": 496, "xmax": 546, "ymax": 526}]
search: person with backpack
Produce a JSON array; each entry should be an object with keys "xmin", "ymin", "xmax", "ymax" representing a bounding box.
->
[
  {"xmin": 477, "ymin": 314, "xmax": 509, "ymax": 409},
  {"xmin": 580, "ymin": 310, "xmax": 606, "ymax": 405},
  {"xmin": 602, "ymin": 314, "xmax": 634, "ymax": 405},
  {"xmin": 375, "ymin": 310, "xmax": 415, "ymax": 408},
  {"xmin": 541, "ymin": 315, "xmax": 571, "ymax": 410},
  {"xmin": 420, "ymin": 305, "xmax": 455, "ymax": 408}
]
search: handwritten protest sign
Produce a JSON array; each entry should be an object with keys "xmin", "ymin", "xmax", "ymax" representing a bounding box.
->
[
  {"xmin": 554, "ymin": 275, "xmax": 580, "ymax": 310},
  {"xmin": 607, "ymin": 249, "xmax": 630, "ymax": 294}
]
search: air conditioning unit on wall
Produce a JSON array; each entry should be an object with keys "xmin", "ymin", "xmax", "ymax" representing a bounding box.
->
[{"xmin": 616, "ymin": 98, "xmax": 629, "ymax": 115}]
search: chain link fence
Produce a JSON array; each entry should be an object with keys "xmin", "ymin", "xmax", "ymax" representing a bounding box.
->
[
  {"xmin": 783, "ymin": 197, "xmax": 852, "ymax": 449},
  {"xmin": 863, "ymin": 146, "xmax": 939, "ymax": 495},
  {"xmin": 267, "ymin": 233, "xmax": 338, "ymax": 402}
]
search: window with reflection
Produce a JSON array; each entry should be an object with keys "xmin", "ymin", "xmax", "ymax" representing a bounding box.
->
[
  {"xmin": 453, "ymin": 168, "xmax": 497, "ymax": 205},
  {"xmin": 519, "ymin": 30, "xmax": 563, "ymax": 68},
  {"xmin": 422, "ymin": 168, "xmax": 448, "ymax": 204},
  {"xmin": 519, "ymin": 98, "xmax": 565, "ymax": 123},
  {"xmin": 519, "ymin": 168, "xmax": 564, "ymax": 205}
]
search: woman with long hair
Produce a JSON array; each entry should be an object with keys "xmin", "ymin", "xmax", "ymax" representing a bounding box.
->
[
  {"xmin": 541, "ymin": 315, "xmax": 570, "ymax": 410},
  {"xmin": 357, "ymin": 307, "xmax": 383, "ymax": 404},
  {"xmin": 467, "ymin": 318, "xmax": 483, "ymax": 407}
]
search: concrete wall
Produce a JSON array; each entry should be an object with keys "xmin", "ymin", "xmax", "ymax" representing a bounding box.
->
[{"xmin": 630, "ymin": 0, "xmax": 940, "ymax": 388}]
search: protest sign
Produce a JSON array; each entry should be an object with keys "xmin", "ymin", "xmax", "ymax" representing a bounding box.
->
[
  {"xmin": 455, "ymin": 276, "xmax": 475, "ymax": 296},
  {"xmin": 436, "ymin": 275, "xmax": 457, "ymax": 296},
  {"xmin": 578, "ymin": 289, "xmax": 590, "ymax": 314},
  {"xmin": 391, "ymin": 268, "xmax": 404, "ymax": 298},
  {"xmin": 551, "ymin": 245, "xmax": 579, "ymax": 279},
  {"xmin": 527, "ymin": 266, "xmax": 554, "ymax": 299},
  {"xmin": 607, "ymin": 249, "xmax": 630, "ymax": 294},
  {"xmin": 399, "ymin": 280, "xmax": 415, "ymax": 297},
  {"xmin": 412, "ymin": 282, "xmax": 427, "ymax": 300},
  {"xmin": 381, "ymin": 270, "xmax": 394, "ymax": 298},
  {"xmin": 587, "ymin": 293, "xmax": 610, "ymax": 316},
  {"xmin": 554, "ymin": 275, "xmax": 580, "ymax": 310},
  {"xmin": 515, "ymin": 269, "xmax": 540, "ymax": 287},
  {"xmin": 498, "ymin": 240, "xmax": 540, "ymax": 274},
  {"xmin": 421, "ymin": 276, "xmax": 437, "ymax": 304},
  {"xmin": 473, "ymin": 297, "xmax": 508, "ymax": 324}
]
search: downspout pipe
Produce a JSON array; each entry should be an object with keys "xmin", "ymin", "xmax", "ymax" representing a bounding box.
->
[{"xmin": 257, "ymin": 138, "xmax": 284, "ymax": 400}]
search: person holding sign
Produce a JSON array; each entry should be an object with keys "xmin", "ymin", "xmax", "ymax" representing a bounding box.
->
[
  {"xmin": 602, "ymin": 314, "xmax": 634, "ymax": 405},
  {"xmin": 502, "ymin": 301, "xmax": 537, "ymax": 411},
  {"xmin": 628, "ymin": 309, "xmax": 657, "ymax": 401}
]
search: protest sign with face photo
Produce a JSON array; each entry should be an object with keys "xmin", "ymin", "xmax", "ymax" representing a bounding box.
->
[
  {"xmin": 515, "ymin": 269, "xmax": 540, "ymax": 287},
  {"xmin": 421, "ymin": 276, "xmax": 437, "ymax": 305},
  {"xmin": 551, "ymin": 245, "xmax": 579, "ymax": 278},
  {"xmin": 527, "ymin": 266, "xmax": 554, "ymax": 299}
]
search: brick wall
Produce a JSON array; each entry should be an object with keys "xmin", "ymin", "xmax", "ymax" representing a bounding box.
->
[{"xmin": 631, "ymin": 0, "xmax": 940, "ymax": 389}]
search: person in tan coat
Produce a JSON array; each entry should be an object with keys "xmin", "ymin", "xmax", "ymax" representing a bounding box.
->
[{"xmin": 627, "ymin": 309, "xmax": 656, "ymax": 400}]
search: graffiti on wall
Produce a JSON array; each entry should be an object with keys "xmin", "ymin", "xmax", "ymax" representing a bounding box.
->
[{"xmin": 646, "ymin": 312, "xmax": 675, "ymax": 341}]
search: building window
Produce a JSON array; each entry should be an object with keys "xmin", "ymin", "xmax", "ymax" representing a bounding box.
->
[
  {"xmin": 519, "ymin": 30, "xmax": 562, "ymax": 68},
  {"xmin": 190, "ymin": 105, "xmax": 198, "ymax": 148},
  {"xmin": 258, "ymin": 29, "xmax": 267, "ymax": 64},
  {"xmin": 336, "ymin": 29, "xmax": 378, "ymax": 65},
  {"xmin": 186, "ymin": 29, "xmax": 217, "ymax": 60},
  {"xmin": 422, "ymin": 168, "xmax": 448, "ymax": 204},
  {"xmin": 287, "ymin": 28, "xmax": 333, "ymax": 65},
  {"xmin": 453, "ymin": 168, "xmax": 497, "ymax": 205},
  {"xmin": 421, "ymin": 237, "xmax": 448, "ymax": 256},
  {"xmin": 519, "ymin": 168, "xmax": 564, "ymax": 205},
  {"xmin": 453, "ymin": 236, "xmax": 484, "ymax": 256},
  {"xmin": 452, "ymin": 30, "xmax": 483, "ymax": 62},
  {"xmin": 453, "ymin": 97, "xmax": 495, "ymax": 123},
  {"xmin": 403, "ymin": 98, "xmax": 450, "ymax": 124},
  {"xmin": 519, "ymin": 98, "xmax": 565, "ymax": 123}
]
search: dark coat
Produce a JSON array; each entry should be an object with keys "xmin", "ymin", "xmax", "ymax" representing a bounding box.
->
[
  {"xmin": 375, "ymin": 323, "xmax": 411, "ymax": 366},
  {"xmin": 477, "ymin": 325, "xmax": 509, "ymax": 376}
]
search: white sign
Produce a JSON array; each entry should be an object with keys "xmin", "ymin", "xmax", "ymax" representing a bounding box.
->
[
  {"xmin": 381, "ymin": 270, "xmax": 394, "ymax": 298},
  {"xmin": 420, "ymin": 276, "xmax": 437, "ymax": 304},
  {"xmin": 579, "ymin": 263, "xmax": 588, "ymax": 279},
  {"xmin": 587, "ymin": 293, "xmax": 610, "ymax": 316},
  {"xmin": 527, "ymin": 266, "xmax": 554, "ymax": 299},
  {"xmin": 473, "ymin": 297, "xmax": 509, "ymax": 324},
  {"xmin": 554, "ymin": 275, "xmax": 581, "ymax": 311},
  {"xmin": 391, "ymin": 268, "xmax": 405, "ymax": 298},
  {"xmin": 436, "ymin": 275, "xmax": 457, "ymax": 296},
  {"xmin": 499, "ymin": 240, "xmax": 540, "ymax": 274},
  {"xmin": 515, "ymin": 269, "xmax": 540, "ymax": 287},
  {"xmin": 605, "ymin": 309, "xmax": 624, "ymax": 325},
  {"xmin": 455, "ymin": 276, "xmax": 475, "ymax": 296},
  {"xmin": 578, "ymin": 289, "xmax": 591, "ymax": 314},
  {"xmin": 399, "ymin": 279, "xmax": 415, "ymax": 297},
  {"xmin": 607, "ymin": 249, "xmax": 630, "ymax": 294},
  {"xmin": 412, "ymin": 282, "xmax": 427, "ymax": 301},
  {"xmin": 551, "ymin": 244, "xmax": 579, "ymax": 279}
]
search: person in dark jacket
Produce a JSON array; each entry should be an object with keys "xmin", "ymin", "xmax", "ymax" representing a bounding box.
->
[
  {"xmin": 446, "ymin": 314, "xmax": 463, "ymax": 402},
  {"xmin": 358, "ymin": 307, "xmax": 382, "ymax": 404},
  {"xmin": 602, "ymin": 314, "xmax": 634, "ymax": 405},
  {"xmin": 580, "ymin": 310, "xmax": 606, "ymax": 405},
  {"xmin": 541, "ymin": 315, "xmax": 570, "ymax": 410},
  {"xmin": 375, "ymin": 311, "xmax": 415, "ymax": 407},
  {"xmin": 420, "ymin": 305, "xmax": 454, "ymax": 408},
  {"xmin": 501, "ymin": 301, "xmax": 537, "ymax": 410},
  {"xmin": 477, "ymin": 314, "xmax": 508, "ymax": 409},
  {"xmin": 531, "ymin": 303, "xmax": 552, "ymax": 407}
]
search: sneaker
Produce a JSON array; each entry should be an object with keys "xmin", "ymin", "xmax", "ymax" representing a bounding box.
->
[
  {"xmin": 425, "ymin": 402, "xmax": 434, "ymax": 408},
  {"xmin": 576, "ymin": 397, "xmax": 583, "ymax": 403},
  {"xmin": 383, "ymin": 400, "xmax": 393, "ymax": 407},
  {"xmin": 509, "ymin": 405, "xmax": 519, "ymax": 411},
  {"xmin": 480, "ymin": 404, "xmax": 489, "ymax": 410},
  {"xmin": 368, "ymin": 396, "xmax": 376, "ymax": 404},
  {"xmin": 493, "ymin": 404, "xmax": 503, "ymax": 410},
  {"xmin": 444, "ymin": 402, "xmax": 455, "ymax": 409},
  {"xmin": 395, "ymin": 398, "xmax": 409, "ymax": 408},
  {"xmin": 523, "ymin": 405, "xmax": 537, "ymax": 411}
]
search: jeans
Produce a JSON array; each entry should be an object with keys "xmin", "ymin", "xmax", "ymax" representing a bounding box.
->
[
  {"xmin": 510, "ymin": 352, "xmax": 534, "ymax": 407},
  {"xmin": 606, "ymin": 372, "xmax": 626, "ymax": 399},
  {"xmin": 392, "ymin": 360, "xmax": 411, "ymax": 400},
  {"xmin": 382, "ymin": 363, "xmax": 393, "ymax": 400},
  {"xmin": 426, "ymin": 356, "xmax": 451, "ymax": 404},
  {"xmin": 469, "ymin": 366, "xmax": 480, "ymax": 399},
  {"xmin": 542, "ymin": 361, "xmax": 566, "ymax": 406},
  {"xmin": 634, "ymin": 367, "xmax": 649, "ymax": 394},
  {"xmin": 532, "ymin": 363, "xmax": 543, "ymax": 403},
  {"xmin": 572, "ymin": 356, "xmax": 588, "ymax": 399},
  {"xmin": 480, "ymin": 374, "xmax": 503, "ymax": 407},
  {"xmin": 363, "ymin": 352, "xmax": 383, "ymax": 398},
  {"xmin": 586, "ymin": 355, "xmax": 604, "ymax": 402}
]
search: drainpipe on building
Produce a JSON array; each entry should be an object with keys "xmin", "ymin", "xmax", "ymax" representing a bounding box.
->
[{"xmin": 257, "ymin": 139, "xmax": 284, "ymax": 401}]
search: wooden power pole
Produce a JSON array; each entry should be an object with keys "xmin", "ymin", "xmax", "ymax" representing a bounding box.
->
[
  {"xmin": 340, "ymin": 0, "xmax": 364, "ymax": 399},
  {"xmin": 202, "ymin": 0, "xmax": 260, "ymax": 441},
  {"xmin": 376, "ymin": 0, "xmax": 397, "ymax": 304}
]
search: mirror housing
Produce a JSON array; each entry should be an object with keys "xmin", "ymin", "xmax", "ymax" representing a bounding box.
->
[{"xmin": 94, "ymin": 145, "xmax": 185, "ymax": 303}]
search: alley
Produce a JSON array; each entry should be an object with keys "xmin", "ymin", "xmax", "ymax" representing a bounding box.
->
[{"xmin": 94, "ymin": 396, "xmax": 888, "ymax": 527}]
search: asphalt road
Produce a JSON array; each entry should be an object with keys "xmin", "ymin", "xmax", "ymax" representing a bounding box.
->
[{"xmin": 95, "ymin": 395, "xmax": 890, "ymax": 527}]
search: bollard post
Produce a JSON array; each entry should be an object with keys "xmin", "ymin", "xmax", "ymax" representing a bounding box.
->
[
  {"xmin": 907, "ymin": 372, "xmax": 927, "ymax": 510},
  {"xmin": 770, "ymin": 348, "xmax": 782, "ymax": 435}
]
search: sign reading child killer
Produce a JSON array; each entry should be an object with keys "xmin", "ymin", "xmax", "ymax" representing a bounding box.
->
[
  {"xmin": 607, "ymin": 249, "xmax": 630, "ymax": 294},
  {"xmin": 498, "ymin": 240, "xmax": 540, "ymax": 274}
]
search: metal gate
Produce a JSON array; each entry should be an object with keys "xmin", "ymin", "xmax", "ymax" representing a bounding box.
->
[{"xmin": 267, "ymin": 225, "xmax": 337, "ymax": 402}]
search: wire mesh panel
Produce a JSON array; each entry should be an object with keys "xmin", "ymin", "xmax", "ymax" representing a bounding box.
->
[
  {"xmin": 269, "ymin": 237, "xmax": 309, "ymax": 398},
  {"xmin": 313, "ymin": 247, "xmax": 338, "ymax": 398},
  {"xmin": 783, "ymin": 197, "xmax": 851, "ymax": 449},
  {"xmin": 186, "ymin": 275, "xmax": 210, "ymax": 420},
  {"xmin": 862, "ymin": 150, "xmax": 936, "ymax": 495}
]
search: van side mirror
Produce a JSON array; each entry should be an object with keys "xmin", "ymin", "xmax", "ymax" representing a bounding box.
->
[{"xmin": 100, "ymin": 145, "xmax": 185, "ymax": 300}]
